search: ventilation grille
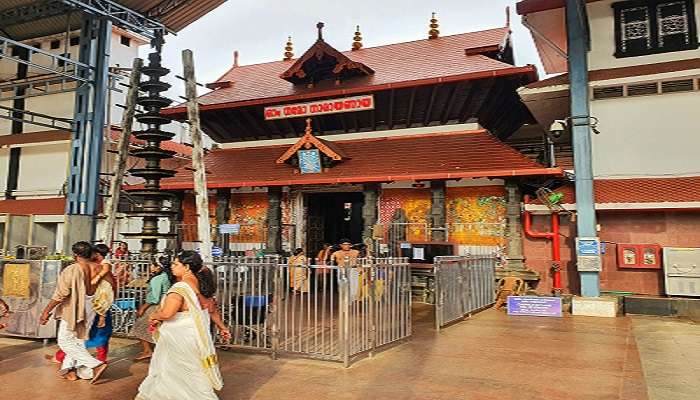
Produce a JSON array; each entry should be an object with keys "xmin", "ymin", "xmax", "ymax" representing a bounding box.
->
[
  {"xmin": 593, "ymin": 86, "xmax": 623, "ymax": 99},
  {"xmin": 593, "ymin": 77, "xmax": 699, "ymax": 100},
  {"xmin": 627, "ymin": 82, "xmax": 659, "ymax": 96},
  {"xmin": 661, "ymin": 79, "xmax": 694, "ymax": 93}
]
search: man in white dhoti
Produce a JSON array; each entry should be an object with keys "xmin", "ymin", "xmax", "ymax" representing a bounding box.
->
[{"xmin": 40, "ymin": 241, "xmax": 107, "ymax": 383}]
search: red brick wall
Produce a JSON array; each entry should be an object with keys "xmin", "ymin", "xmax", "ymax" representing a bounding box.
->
[{"xmin": 523, "ymin": 210, "xmax": 700, "ymax": 296}]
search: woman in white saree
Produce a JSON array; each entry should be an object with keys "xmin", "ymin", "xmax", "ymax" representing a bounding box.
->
[{"xmin": 136, "ymin": 252, "xmax": 223, "ymax": 400}]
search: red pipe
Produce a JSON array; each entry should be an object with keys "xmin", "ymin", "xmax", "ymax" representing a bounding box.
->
[{"xmin": 523, "ymin": 195, "xmax": 562, "ymax": 295}]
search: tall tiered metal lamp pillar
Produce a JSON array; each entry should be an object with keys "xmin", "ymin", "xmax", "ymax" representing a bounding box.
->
[{"xmin": 123, "ymin": 33, "xmax": 177, "ymax": 254}]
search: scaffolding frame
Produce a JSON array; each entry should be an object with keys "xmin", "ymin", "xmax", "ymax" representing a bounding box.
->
[{"xmin": 0, "ymin": 0, "xmax": 170, "ymax": 243}]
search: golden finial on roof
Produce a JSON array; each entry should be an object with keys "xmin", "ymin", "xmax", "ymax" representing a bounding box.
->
[
  {"xmin": 429, "ymin": 12, "xmax": 439, "ymax": 39},
  {"xmin": 352, "ymin": 25, "xmax": 363, "ymax": 51},
  {"xmin": 305, "ymin": 118, "xmax": 313, "ymax": 135},
  {"xmin": 283, "ymin": 36, "xmax": 294, "ymax": 61}
]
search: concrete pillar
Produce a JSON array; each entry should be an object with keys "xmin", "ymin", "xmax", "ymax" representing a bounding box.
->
[
  {"xmin": 362, "ymin": 183, "xmax": 380, "ymax": 242},
  {"xmin": 62, "ymin": 215, "xmax": 93, "ymax": 254},
  {"xmin": 504, "ymin": 181, "xmax": 525, "ymax": 270},
  {"xmin": 430, "ymin": 180, "xmax": 446, "ymax": 242},
  {"xmin": 266, "ymin": 187, "xmax": 283, "ymax": 254}
]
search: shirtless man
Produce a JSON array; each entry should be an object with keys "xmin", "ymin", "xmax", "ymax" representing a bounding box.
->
[
  {"xmin": 39, "ymin": 241, "xmax": 107, "ymax": 383},
  {"xmin": 331, "ymin": 239, "xmax": 362, "ymax": 299},
  {"xmin": 331, "ymin": 239, "xmax": 359, "ymax": 267}
]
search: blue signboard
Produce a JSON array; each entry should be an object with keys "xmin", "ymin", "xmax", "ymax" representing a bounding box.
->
[
  {"xmin": 298, "ymin": 149, "xmax": 322, "ymax": 174},
  {"xmin": 578, "ymin": 238, "xmax": 600, "ymax": 256},
  {"xmin": 507, "ymin": 296, "xmax": 563, "ymax": 317},
  {"xmin": 219, "ymin": 223, "xmax": 240, "ymax": 234}
]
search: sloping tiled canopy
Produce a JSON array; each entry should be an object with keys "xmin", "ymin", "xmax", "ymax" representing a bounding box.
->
[{"xmin": 163, "ymin": 27, "xmax": 537, "ymax": 142}]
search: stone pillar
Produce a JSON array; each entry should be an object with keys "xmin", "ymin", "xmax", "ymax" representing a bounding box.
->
[
  {"xmin": 504, "ymin": 181, "xmax": 525, "ymax": 270},
  {"xmin": 430, "ymin": 180, "xmax": 446, "ymax": 242},
  {"xmin": 362, "ymin": 183, "xmax": 380, "ymax": 243},
  {"xmin": 499, "ymin": 181, "xmax": 540, "ymax": 289},
  {"xmin": 214, "ymin": 188, "xmax": 231, "ymax": 244},
  {"xmin": 266, "ymin": 187, "xmax": 283, "ymax": 254}
]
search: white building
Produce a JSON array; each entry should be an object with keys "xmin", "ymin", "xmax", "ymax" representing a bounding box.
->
[
  {"xmin": 517, "ymin": 0, "xmax": 700, "ymax": 295},
  {"xmin": 0, "ymin": 27, "xmax": 193, "ymax": 254}
]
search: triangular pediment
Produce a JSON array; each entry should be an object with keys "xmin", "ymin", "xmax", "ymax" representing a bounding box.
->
[
  {"xmin": 280, "ymin": 23, "xmax": 373, "ymax": 85},
  {"xmin": 277, "ymin": 119, "xmax": 348, "ymax": 171}
]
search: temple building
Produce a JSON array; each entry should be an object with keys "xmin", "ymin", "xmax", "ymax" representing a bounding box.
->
[{"xmin": 155, "ymin": 17, "xmax": 563, "ymax": 286}]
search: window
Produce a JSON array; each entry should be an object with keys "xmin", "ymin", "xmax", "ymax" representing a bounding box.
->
[
  {"xmin": 69, "ymin": 36, "xmax": 80, "ymax": 46},
  {"xmin": 613, "ymin": 0, "xmax": 698, "ymax": 57},
  {"xmin": 50, "ymin": 39, "xmax": 61, "ymax": 49},
  {"xmin": 120, "ymin": 35, "xmax": 131, "ymax": 47}
]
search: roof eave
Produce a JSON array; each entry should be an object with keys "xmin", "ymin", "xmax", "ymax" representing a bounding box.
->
[
  {"xmin": 138, "ymin": 167, "xmax": 562, "ymax": 190},
  {"xmin": 163, "ymin": 65, "xmax": 538, "ymax": 117}
]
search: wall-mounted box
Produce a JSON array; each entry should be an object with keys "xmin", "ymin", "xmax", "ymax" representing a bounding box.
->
[{"xmin": 617, "ymin": 244, "xmax": 662, "ymax": 269}]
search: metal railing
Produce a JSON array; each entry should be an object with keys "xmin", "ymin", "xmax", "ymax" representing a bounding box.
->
[
  {"xmin": 108, "ymin": 255, "xmax": 411, "ymax": 367},
  {"xmin": 433, "ymin": 255, "xmax": 496, "ymax": 331}
]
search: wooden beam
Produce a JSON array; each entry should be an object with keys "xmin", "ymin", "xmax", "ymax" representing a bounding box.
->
[
  {"xmin": 405, "ymin": 86, "xmax": 417, "ymax": 128},
  {"xmin": 477, "ymin": 81, "xmax": 508, "ymax": 129},
  {"xmin": 101, "ymin": 57, "xmax": 142, "ymax": 247},
  {"xmin": 218, "ymin": 109, "xmax": 245, "ymax": 138},
  {"xmin": 457, "ymin": 81, "xmax": 477, "ymax": 123},
  {"xmin": 240, "ymin": 108, "xmax": 270, "ymax": 138},
  {"xmin": 423, "ymin": 85, "xmax": 439, "ymax": 126},
  {"xmin": 182, "ymin": 49, "xmax": 212, "ymax": 261},
  {"xmin": 440, "ymin": 83, "xmax": 460, "ymax": 124},
  {"xmin": 283, "ymin": 118, "xmax": 298, "ymax": 137},
  {"xmin": 340, "ymin": 112, "xmax": 350, "ymax": 133},
  {"xmin": 387, "ymin": 89, "xmax": 395, "ymax": 129}
]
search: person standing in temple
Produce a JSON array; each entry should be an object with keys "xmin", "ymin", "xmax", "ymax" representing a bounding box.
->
[
  {"xmin": 53, "ymin": 243, "xmax": 115, "ymax": 364},
  {"xmin": 39, "ymin": 241, "xmax": 107, "ymax": 383},
  {"xmin": 331, "ymin": 239, "xmax": 361, "ymax": 299},
  {"xmin": 130, "ymin": 258, "xmax": 173, "ymax": 361},
  {"xmin": 288, "ymin": 248, "xmax": 309, "ymax": 293}
]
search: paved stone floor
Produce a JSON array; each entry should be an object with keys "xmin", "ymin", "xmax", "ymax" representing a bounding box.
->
[{"xmin": 1, "ymin": 305, "xmax": 697, "ymax": 400}]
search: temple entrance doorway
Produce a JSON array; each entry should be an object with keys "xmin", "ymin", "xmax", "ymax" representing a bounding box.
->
[{"xmin": 306, "ymin": 192, "xmax": 364, "ymax": 257}]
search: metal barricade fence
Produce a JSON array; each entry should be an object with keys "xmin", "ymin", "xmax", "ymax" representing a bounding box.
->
[
  {"xmin": 110, "ymin": 255, "xmax": 152, "ymax": 335},
  {"xmin": 433, "ymin": 255, "xmax": 496, "ymax": 331},
  {"xmin": 108, "ymin": 254, "xmax": 411, "ymax": 367}
]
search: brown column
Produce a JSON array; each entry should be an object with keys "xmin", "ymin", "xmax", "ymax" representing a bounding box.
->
[
  {"xmin": 430, "ymin": 180, "xmax": 447, "ymax": 242},
  {"xmin": 504, "ymin": 180, "xmax": 525, "ymax": 270},
  {"xmin": 362, "ymin": 183, "xmax": 380, "ymax": 243},
  {"xmin": 214, "ymin": 188, "xmax": 231, "ymax": 244},
  {"xmin": 266, "ymin": 187, "xmax": 283, "ymax": 254}
]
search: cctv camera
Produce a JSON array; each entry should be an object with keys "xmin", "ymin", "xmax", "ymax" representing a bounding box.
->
[{"xmin": 549, "ymin": 120, "xmax": 567, "ymax": 139}]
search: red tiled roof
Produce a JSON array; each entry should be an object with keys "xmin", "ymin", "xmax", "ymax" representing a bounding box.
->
[
  {"xmin": 0, "ymin": 197, "xmax": 66, "ymax": 215},
  {"xmin": 145, "ymin": 129, "xmax": 561, "ymax": 190},
  {"xmin": 164, "ymin": 27, "xmax": 537, "ymax": 114},
  {"xmin": 552, "ymin": 177, "xmax": 700, "ymax": 204},
  {"xmin": 526, "ymin": 59, "xmax": 700, "ymax": 89}
]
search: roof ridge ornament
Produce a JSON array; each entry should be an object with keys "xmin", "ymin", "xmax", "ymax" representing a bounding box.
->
[
  {"xmin": 429, "ymin": 12, "xmax": 439, "ymax": 39},
  {"xmin": 284, "ymin": 36, "xmax": 294, "ymax": 61},
  {"xmin": 352, "ymin": 25, "xmax": 363, "ymax": 51},
  {"xmin": 317, "ymin": 22, "xmax": 325, "ymax": 41}
]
